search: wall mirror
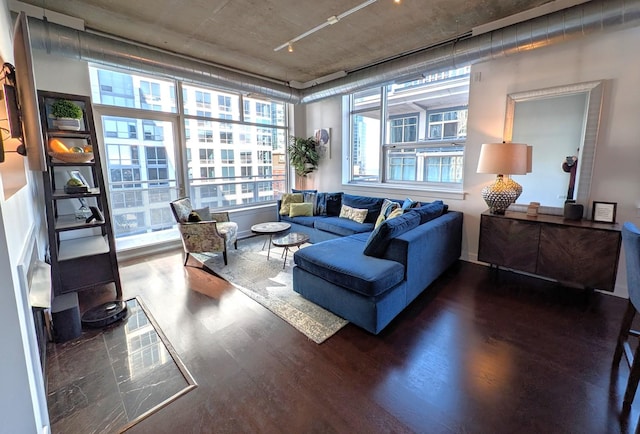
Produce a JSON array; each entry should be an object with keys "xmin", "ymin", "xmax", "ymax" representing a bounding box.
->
[{"xmin": 503, "ymin": 80, "xmax": 604, "ymax": 214}]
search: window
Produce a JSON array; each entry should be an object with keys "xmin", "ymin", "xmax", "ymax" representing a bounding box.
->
[
  {"xmin": 104, "ymin": 118, "xmax": 137, "ymax": 139},
  {"xmin": 258, "ymin": 150, "xmax": 272, "ymax": 164},
  {"xmin": 258, "ymin": 166, "xmax": 272, "ymax": 177},
  {"xmin": 428, "ymin": 109, "xmax": 468, "ymax": 140},
  {"xmin": 195, "ymin": 91, "xmax": 211, "ymax": 109},
  {"xmin": 222, "ymin": 167, "xmax": 235, "ymax": 178},
  {"xmin": 221, "ymin": 149, "xmax": 234, "ymax": 164},
  {"xmin": 389, "ymin": 115, "xmax": 418, "ymax": 143},
  {"xmin": 91, "ymin": 67, "xmax": 176, "ymax": 112},
  {"xmin": 240, "ymin": 151, "xmax": 252, "ymax": 164},
  {"xmin": 348, "ymin": 66, "xmax": 469, "ymax": 187},
  {"xmin": 139, "ymin": 81, "xmax": 162, "ymax": 111},
  {"xmin": 241, "ymin": 166, "xmax": 253, "ymax": 178},
  {"xmin": 143, "ymin": 121, "xmax": 164, "ymax": 141},
  {"xmin": 199, "ymin": 148, "xmax": 215, "ymax": 164},
  {"xmin": 200, "ymin": 167, "xmax": 215, "ymax": 178}
]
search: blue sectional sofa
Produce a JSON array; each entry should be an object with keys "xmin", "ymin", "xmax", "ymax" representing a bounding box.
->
[{"xmin": 277, "ymin": 192, "xmax": 463, "ymax": 334}]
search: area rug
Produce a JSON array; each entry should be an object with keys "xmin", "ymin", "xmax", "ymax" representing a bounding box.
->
[
  {"xmin": 46, "ymin": 297, "xmax": 197, "ymax": 434},
  {"xmin": 194, "ymin": 237, "xmax": 348, "ymax": 343}
]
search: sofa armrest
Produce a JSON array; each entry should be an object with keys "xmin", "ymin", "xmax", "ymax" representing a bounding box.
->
[
  {"xmin": 276, "ymin": 200, "xmax": 283, "ymax": 221},
  {"xmin": 383, "ymin": 211, "xmax": 463, "ymax": 296}
]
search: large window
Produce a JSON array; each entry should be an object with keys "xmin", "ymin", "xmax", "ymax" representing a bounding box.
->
[
  {"xmin": 349, "ymin": 66, "xmax": 470, "ymax": 187},
  {"xmin": 90, "ymin": 66, "xmax": 288, "ymax": 251}
]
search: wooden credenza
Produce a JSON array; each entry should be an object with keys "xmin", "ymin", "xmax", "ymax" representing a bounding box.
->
[{"xmin": 478, "ymin": 211, "xmax": 622, "ymax": 291}]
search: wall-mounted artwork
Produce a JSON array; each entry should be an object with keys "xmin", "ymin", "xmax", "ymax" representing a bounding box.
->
[{"xmin": 314, "ymin": 128, "xmax": 331, "ymax": 159}]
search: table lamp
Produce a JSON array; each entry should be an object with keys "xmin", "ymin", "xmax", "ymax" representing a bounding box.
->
[{"xmin": 477, "ymin": 142, "xmax": 528, "ymax": 214}]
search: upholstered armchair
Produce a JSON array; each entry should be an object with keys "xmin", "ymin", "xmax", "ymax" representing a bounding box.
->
[{"xmin": 169, "ymin": 197, "xmax": 238, "ymax": 266}]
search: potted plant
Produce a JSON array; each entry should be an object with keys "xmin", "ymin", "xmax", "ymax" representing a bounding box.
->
[
  {"xmin": 288, "ymin": 136, "xmax": 320, "ymax": 177},
  {"xmin": 50, "ymin": 99, "xmax": 83, "ymax": 131}
]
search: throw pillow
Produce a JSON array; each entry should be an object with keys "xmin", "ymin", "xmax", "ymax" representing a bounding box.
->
[
  {"xmin": 375, "ymin": 199, "xmax": 401, "ymax": 228},
  {"xmin": 187, "ymin": 211, "xmax": 202, "ymax": 222},
  {"xmin": 339, "ymin": 204, "xmax": 368, "ymax": 224},
  {"xmin": 289, "ymin": 202, "xmax": 314, "ymax": 217},
  {"xmin": 410, "ymin": 200, "xmax": 446, "ymax": 225},
  {"xmin": 342, "ymin": 194, "xmax": 384, "ymax": 224},
  {"xmin": 363, "ymin": 211, "xmax": 421, "ymax": 257},
  {"xmin": 302, "ymin": 192, "xmax": 317, "ymax": 214},
  {"xmin": 193, "ymin": 207, "xmax": 212, "ymax": 221},
  {"xmin": 279, "ymin": 193, "xmax": 303, "ymax": 216},
  {"xmin": 324, "ymin": 192, "xmax": 343, "ymax": 216},
  {"xmin": 315, "ymin": 192, "xmax": 327, "ymax": 215},
  {"xmin": 401, "ymin": 198, "xmax": 421, "ymax": 211}
]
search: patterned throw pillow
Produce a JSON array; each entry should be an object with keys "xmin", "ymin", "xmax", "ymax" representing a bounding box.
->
[
  {"xmin": 339, "ymin": 204, "xmax": 368, "ymax": 224},
  {"xmin": 289, "ymin": 202, "xmax": 314, "ymax": 217},
  {"xmin": 280, "ymin": 193, "xmax": 303, "ymax": 215},
  {"xmin": 375, "ymin": 199, "xmax": 401, "ymax": 228},
  {"xmin": 302, "ymin": 192, "xmax": 317, "ymax": 214}
]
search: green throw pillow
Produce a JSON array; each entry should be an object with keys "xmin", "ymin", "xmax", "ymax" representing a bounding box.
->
[
  {"xmin": 289, "ymin": 202, "xmax": 314, "ymax": 217},
  {"xmin": 280, "ymin": 193, "xmax": 303, "ymax": 216}
]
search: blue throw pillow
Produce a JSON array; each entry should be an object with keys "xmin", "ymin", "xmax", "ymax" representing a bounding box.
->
[
  {"xmin": 342, "ymin": 194, "xmax": 384, "ymax": 224},
  {"xmin": 410, "ymin": 200, "xmax": 446, "ymax": 225},
  {"xmin": 401, "ymin": 197, "xmax": 421, "ymax": 211},
  {"xmin": 363, "ymin": 211, "xmax": 420, "ymax": 257}
]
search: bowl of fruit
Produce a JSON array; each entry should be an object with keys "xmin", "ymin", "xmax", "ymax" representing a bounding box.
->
[{"xmin": 48, "ymin": 138, "xmax": 94, "ymax": 163}]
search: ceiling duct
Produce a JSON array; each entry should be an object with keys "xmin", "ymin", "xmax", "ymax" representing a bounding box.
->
[{"xmin": 25, "ymin": 0, "xmax": 640, "ymax": 105}]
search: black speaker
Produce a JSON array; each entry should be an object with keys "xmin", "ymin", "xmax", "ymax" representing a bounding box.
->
[
  {"xmin": 564, "ymin": 201, "xmax": 584, "ymax": 220},
  {"xmin": 51, "ymin": 292, "xmax": 82, "ymax": 343}
]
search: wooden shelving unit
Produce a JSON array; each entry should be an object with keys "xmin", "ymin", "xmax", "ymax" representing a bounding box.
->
[{"xmin": 38, "ymin": 90, "xmax": 122, "ymax": 299}]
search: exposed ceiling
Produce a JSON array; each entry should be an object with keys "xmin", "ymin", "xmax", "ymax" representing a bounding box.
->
[{"xmin": 13, "ymin": 0, "xmax": 560, "ymax": 87}]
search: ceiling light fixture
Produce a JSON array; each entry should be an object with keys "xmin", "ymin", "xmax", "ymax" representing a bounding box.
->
[
  {"xmin": 287, "ymin": 43, "xmax": 294, "ymax": 53},
  {"xmin": 274, "ymin": 0, "xmax": 379, "ymax": 52}
]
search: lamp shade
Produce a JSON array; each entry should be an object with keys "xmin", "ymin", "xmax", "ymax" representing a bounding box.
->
[
  {"xmin": 526, "ymin": 145, "xmax": 533, "ymax": 173},
  {"xmin": 477, "ymin": 142, "xmax": 528, "ymax": 175}
]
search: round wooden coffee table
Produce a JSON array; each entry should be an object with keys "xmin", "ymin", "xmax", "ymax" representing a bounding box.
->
[
  {"xmin": 272, "ymin": 232, "xmax": 310, "ymax": 269},
  {"xmin": 251, "ymin": 222, "xmax": 291, "ymax": 260}
]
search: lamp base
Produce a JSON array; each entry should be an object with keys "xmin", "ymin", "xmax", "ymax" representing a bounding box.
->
[{"xmin": 481, "ymin": 175, "xmax": 520, "ymax": 214}]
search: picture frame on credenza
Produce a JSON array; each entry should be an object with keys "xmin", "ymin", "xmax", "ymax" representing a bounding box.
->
[{"xmin": 592, "ymin": 201, "xmax": 617, "ymax": 223}]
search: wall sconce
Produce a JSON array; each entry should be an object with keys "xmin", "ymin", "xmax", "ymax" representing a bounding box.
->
[{"xmin": 477, "ymin": 142, "xmax": 529, "ymax": 214}]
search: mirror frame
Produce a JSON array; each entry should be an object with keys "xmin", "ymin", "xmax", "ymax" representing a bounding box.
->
[{"xmin": 503, "ymin": 80, "xmax": 604, "ymax": 215}]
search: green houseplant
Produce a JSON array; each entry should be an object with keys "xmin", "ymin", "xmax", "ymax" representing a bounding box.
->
[
  {"xmin": 288, "ymin": 136, "xmax": 320, "ymax": 177},
  {"xmin": 51, "ymin": 99, "xmax": 83, "ymax": 131}
]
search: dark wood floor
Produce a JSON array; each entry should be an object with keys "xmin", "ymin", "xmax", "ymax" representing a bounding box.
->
[{"xmin": 69, "ymin": 247, "xmax": 640, "ymax": 434}]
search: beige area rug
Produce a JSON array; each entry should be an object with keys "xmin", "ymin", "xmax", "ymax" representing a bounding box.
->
[{"xmin": 194, "ymin": 237, "xmax": 348, "ymax": 344}]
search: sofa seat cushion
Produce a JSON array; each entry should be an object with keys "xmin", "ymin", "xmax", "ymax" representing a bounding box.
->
[
  {"xmin": 294, "ymin": 237, "xmax": 405, "ymax": 297},
  {"xmin": 314, "ymin": 216, "xmax": 374, "ymax": 236},
  {"xmin": 280, "ymin": 214, "xmax": 325, "ymax": 228}
]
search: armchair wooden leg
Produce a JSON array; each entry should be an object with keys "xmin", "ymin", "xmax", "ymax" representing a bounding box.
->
[
  {"xmin": 624, "ymin": 344, "xmax": 640, "ymax": 407},
  {"xmin": 183, "ymin": 252, "xmax": 190, "ymax": 266},
  {"xmin": 234, "ymin": 240, "xmax": 238, "ymax": 250},
  {"xmin": 614, "ymin": 301, "xmax": 637, "ymax": 367},
  {"xmin": 223, "ymin": 250, "xmax": 228, "ymax": 265}
]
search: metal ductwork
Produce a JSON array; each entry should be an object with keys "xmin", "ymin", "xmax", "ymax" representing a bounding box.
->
[
  {"xmin": 26, "ymin": 0, "xmax": 640, "ymax": 105},
  {"xmin": 27, "ymin": 18, "xmax": 299, "ymax": 103}
]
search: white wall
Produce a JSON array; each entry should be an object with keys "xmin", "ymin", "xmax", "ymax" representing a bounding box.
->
[
  {"xmin": 304, "ymin": 25, "xmax": 640, "ymax": 297},
  {"xmin": 0, "ymin": 0, "xmax": 49, "ymax": 432}
]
